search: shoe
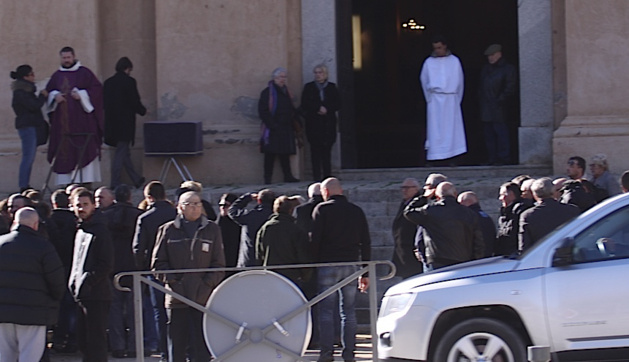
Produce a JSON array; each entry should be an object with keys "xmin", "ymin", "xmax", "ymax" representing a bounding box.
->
[
  {"xmin": 126, "ymin": 351, "xmax": 137, "ymax": 358},
  {"xmin": 284, "ymin": 176, "xmax": 300, "ymax": 183},
  {"xmin": 112, "ymin": 350, "xmax": 126, "ymax": 358},
  {"xmin": 317, "ymin": 351, "xmax": 334, "ymax": 362},
  {"xmin": 134, "ymin": 176, "xmax": 146, "ymax": 189}
]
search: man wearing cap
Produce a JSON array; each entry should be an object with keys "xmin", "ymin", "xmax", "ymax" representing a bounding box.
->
[
  {"xmin": 420, "ymin": 35, "xmax": 467, "ymax": 164},
  {"xmin": 479, "ymin": 43, "xmax": 517, "ymax": 165}
]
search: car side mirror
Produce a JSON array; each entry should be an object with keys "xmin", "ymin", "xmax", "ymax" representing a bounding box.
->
[{"xmin": 552, "ymin": 237, "xmax": 575, "ymax": 267}]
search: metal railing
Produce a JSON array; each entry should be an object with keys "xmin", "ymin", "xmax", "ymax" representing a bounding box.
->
[{"xmin": 114, "ymin": 260, "xmax": 396, "ymax": 362}]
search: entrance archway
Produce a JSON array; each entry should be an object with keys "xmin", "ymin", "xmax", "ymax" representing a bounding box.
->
[{"xmin": 339, "ymin": 0, "xmax": 520, "ymax": 168}]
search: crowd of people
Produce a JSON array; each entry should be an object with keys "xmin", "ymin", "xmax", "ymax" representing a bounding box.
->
[{"xmin": 391, "ymin": 154, "xmax": 629, "ymax": 277}]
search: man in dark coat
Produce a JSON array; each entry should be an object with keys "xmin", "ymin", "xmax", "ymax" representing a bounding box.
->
[
  {"xmin": 300, "ymin": 64, "xmax": 341, "ymax": 181},
  {"xmin": 258, "ymin": 67, "xmax": 299, "ymax": 183},
  {"xmin": 68, "ymin": 189, "xmax": 114, "ymax": 362},
  {"xmin": 496, "ymin": 182, "xmax": 532, "ymax": 256},
  {"xmin": 256, "ymin": 196, "xmax": 311, "ymax": 286},
  {"xmin": 458, "ymin": 191, "xmax": 496, "ymax": 257},
  {"xmin": 404, "ymin": 182, "xmax": 484, "ymax": 270},
  {"xmin": 101, "ymin": 184, "xmax": 143, "ymax": 358},
  {"xmin": 152, "ymin": 191, "xmax": 225, "ymax": 362},
  {"xmin": 311, "ymin": 178, "xmax": 371, "ymax": 362},
  {"xmin": 479, "ymin": 44, "xmax": 517, "ymax": 165},
  {"xmin": 295, "ymin": 182, "xmax": 323, "ymax": 235},
  {"xmin": 519, "ymin": 178, "xmax": 580, "ymax": 252},
  {"xmin": 228, "ymin": 189, "xmax": 275, "ymax": 267},
  {"xmin": 0, "ymin": 207, "xmax": 65, "ymax": 361},
  {"xmin": 391, "ymin": 178, "xmax": 424, "ymax": 278},
  {"xmin": 49, "ymin": 189, "xmax": 79, "ymax": 353},
  {"xmin": 103, "ymin": 56, "xmax": 147, "ymax": 189},
  {"xmin": 217, "ymin": 193, "xmax": 241, "ymax": 272}
]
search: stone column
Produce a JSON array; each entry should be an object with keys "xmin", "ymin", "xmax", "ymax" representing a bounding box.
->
[{"xmin": 518, "ymin": 0, "xmax": 554, "ymax": 165}]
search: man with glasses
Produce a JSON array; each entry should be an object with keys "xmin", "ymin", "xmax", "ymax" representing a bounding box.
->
[
  {"xmin": 391, "ymin": 178, "xmax": 423, "ymax": 278},
  {"xmin": 152, "ymin": 191, "xmax": 225, "ymax": 362}
]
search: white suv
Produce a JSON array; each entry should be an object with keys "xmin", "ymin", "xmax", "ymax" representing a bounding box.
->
[{"xmin": 377, "ymin": 193, "xmax": 629, "ymax": 362}]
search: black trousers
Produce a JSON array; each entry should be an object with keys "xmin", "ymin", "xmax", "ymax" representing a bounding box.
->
[
  {"xmin": 77, "ymin": 300, "xmax": 110, "ymax": 362},
  {"xmin": 167, "ymin": 307, "xmax": 210, "ymax": 362},
  {"xmin": 263, "ymin": 153, "xmax": 293, "ymax": 183},
  {"xmin": 310, "ymin": 142, "xmax": 332, "ymax": 181}
]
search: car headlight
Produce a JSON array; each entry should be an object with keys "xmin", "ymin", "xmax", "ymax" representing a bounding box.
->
[{"xmin": 380, "ymin": 292, "xmax": 415, "ymax": 318}]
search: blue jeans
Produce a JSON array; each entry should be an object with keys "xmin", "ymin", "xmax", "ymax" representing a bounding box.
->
[
  {"xmin": 148, "ymin": 276, "xmax": 168, "ymax": 354},
  {"xmin": 108, "ymin": 287, "xmax": 135, "ymax": 352},
  {"xmin": 18, "ymin": 127, "xmax": 37, "ymax": 189},
  {"xmin": 317, "ymin": 265, "xmax": 358, "ymax": 361}
]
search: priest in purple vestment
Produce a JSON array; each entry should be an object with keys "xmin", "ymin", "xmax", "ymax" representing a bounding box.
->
[{"xmin": 46, "ymin": 46, "xmax": 104, "ymax": 185}]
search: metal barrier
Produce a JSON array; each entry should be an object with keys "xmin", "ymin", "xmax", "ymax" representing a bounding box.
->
[{"xmin": 114, "ymin": 260, "xmax": 396, "ymax": 362}]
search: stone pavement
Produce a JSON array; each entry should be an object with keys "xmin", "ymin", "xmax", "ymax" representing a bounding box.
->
[{"xmin": 48, "ymin": 334, "xmax": 375, "ymax": 361}]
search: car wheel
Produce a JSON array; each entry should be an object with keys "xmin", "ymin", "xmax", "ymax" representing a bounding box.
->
[{"xmin": 433, "ymin": 318, "xmax": 527, "ymax": 362}]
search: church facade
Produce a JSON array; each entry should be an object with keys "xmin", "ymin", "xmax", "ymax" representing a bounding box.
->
[{"xmin": 0, "ymin": 0, "xmax": 627, "ymax": 192}]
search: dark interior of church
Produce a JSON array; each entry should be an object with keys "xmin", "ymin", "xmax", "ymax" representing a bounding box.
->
[{"xmin": 337, "ymin": 0, "xmax": 519, "ymax": 169}]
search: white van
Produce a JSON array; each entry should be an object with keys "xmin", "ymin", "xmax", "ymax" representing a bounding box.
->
[{"xmin": 377, "ymin": 193, "xmax": 629, "ymax": 362}]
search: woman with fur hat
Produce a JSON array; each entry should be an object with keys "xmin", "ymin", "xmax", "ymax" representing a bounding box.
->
[{"xmin": 10, "ymin": 65, "xmax": 48, "ymax": 192}]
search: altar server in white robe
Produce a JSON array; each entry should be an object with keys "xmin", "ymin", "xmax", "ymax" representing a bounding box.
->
[{"xmin": 420, "ymin": 36, "xmax": 467, "ymax": 161}]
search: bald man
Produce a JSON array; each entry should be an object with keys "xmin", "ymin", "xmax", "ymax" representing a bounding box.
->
[
  {"xmin": 405, "ymin": 182, "xmax": 484, "ymax": 270},
  {"xmin": 311, "ymin": 177, "xmax": 371, "ymax": 362},
  {"xmin": 0, "ymin": 207, "xmax": 65, "ymax": 361},
  {"xmin": 458, "ymin": 191, "xmax": 495, "ymax": 257}
]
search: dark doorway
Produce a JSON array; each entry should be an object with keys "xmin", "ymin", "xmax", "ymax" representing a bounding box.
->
[{"xmin": 337, "ymin": 0, "xmax": 520, "ymax": 168}]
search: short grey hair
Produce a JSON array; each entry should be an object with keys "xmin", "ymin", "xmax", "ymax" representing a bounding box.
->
[
  {"xmin": 272, "ymin": 67, "xmax": 287, "ymax": 79},
  {"xmin": 313, "ymin": 63, "xmax": 328, "ymax": 77},
  {"xmin": 531, "ymin": 177, "xmax": 554, "ymax": 199}
]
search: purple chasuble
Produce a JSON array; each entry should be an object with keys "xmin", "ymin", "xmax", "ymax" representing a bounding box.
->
[{"xmin": 46, "ymin": 66, "xmax": 104, "ymax": 174}]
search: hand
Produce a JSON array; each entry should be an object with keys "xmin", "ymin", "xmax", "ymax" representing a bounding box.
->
[
  {"xmin": 40, "ymin": 89, "xmax": 49, "ymax": 98},
  {"xmin": 358, "ymin": 276, "xmax": 369, "ymax": 293},
  {"xmin": 414, "ymin": 249, "xmax": 424, "ymax": 263},
  {"xmin": 250, "ymin": 193, "xmax": 258, "ymax": 201},
  {"xmin": 71, "ymin": 89, "xmax": 81, "ymax": 100},
  {"xmin": 317, "ymin": 106, "xmax": 328, "ymax": 115},
  {"xmin": 55, "ymin": 93, "xmax": 66, "ymax": 103}
]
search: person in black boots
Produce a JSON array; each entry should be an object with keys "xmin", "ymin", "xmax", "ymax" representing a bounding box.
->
[{"xmin": 258, "ymin": 67, "xmax": 300, "ymax": 184}]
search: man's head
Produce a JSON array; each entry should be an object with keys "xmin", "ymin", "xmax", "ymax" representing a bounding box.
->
[
  {"xmin": 178, "ymin": 191, "xmax": 203, "ymax": 222},
  {"xmin": 59, "ymin": 46, "xmax": 76, "ymax": 68},
  {"xmin": 553, "ymin": 177, "xmax": 568, "ymax": 200},
  {"xmin": 321, "ymin": 177, "xmax": 342, "ymax": 201},
  {"xmin": 218, "ymin": 193, "xmax": 238, "ymax": 217},
  {"xmin": 621, "ymin": 170, "xmax": 629, "ymax": 193},
  {"xmin": 307, "ymin": 182, "xmax": 322, "ymax": 199},
  {"xmin": 511, "ymin": 174, "xmax": 531, "ymax": 187},
  {"xmin": 435, "ymin": 182, "xmax": 457, "ymax": 200},
  {"xmin": 520, "ymin": 178, "xmax": 535, "ymax": 200},
  {"xmin": 144, "ymin": 181, "xmax": 166, "ymax": 203},
  {"xmin": 73, "ymin": 189, "xmax": 96, "ymax": 221},
  {"xmin": 272, "ymin": 67, "xmax": 288, "ymax": 88},
  {"xmin": 8, "ymin": 194, "xmax": 30, "ymax": 219},
  {"xmin": 499, "ymin": 182, "xmax": 521, "ymax": 208},
  {"xmin": 51, "ymin": 189, "xmax": 69, "ymax": 209},
  {"xmin": 589, "ymin": 153, "xmax": 609, "ymax": 179},
  {"xmin": 257, "ymin": 189, "xmax": 276, "ymax": 205},
  {"xmin": 14, "ymin": 207, "xmax": 39, "ymax": 231},
  {"xmin": 484, "ymin": 44, "xmax": 502, "ymax": 64},
  {"xmin": 400, "ymin": 178, "xmax": 420, "ymax": 202},
  {"xmin": 95, "ymin": 187, "xmax": 114, "ymax": 209},
  {"xmin": 531, "ymin": 177, "xmax": 554, "ymax": 201},
  {"xmin": 114, "ymin": 184, "xmax": 132, "ymax": 204},
  {"xmin": 457, "ymin": 191, "xmax": 478, "ymax": 207},
  {"xmin": 424, "ymin": 173, "xmax": 448, "ymax": 198},
  {"xmin": 115, "ymin": 56, "xmax": 133, "ymax": 73},
  {"xmin": 566, "ymin": 156, "xmax": 586, "ymax": 180},
  {"xmin": 273, "ymin": 195, "xmax": 301, "ymax": 215},
  {"xmin": 431, "ymin": 35, "xmax": 449, "ymax": 57}
]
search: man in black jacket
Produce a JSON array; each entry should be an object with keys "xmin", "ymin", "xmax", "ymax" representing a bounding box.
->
[
  {"xmin": 479, "ymin": 44, "xmax": 517, "ymax": 165},
  {"xmin": 132, "ymin": 181, "xmax": 177, "ymax": 359},
  {"xmin": 0, "ymin": 207, "xmax": 65, "ymax": 361},
  {"xmin": 312, "ymin": 178, "xmax": 370, "ymax": 362},
  {"xmin": 103, "ymin": 56, "xmax": 147, "ymax": 189},
  {"xmin": 391, "ymin": 178, "xmax": 424, "ymax": 278},
  {"xmin": 496, "ymin": 182, "xmax": 531, "ymax": 256},
  {"xmin": 295, "ymin": 182, "xmax": 323, "ymax": 235},
  {"xmin": 228, "ymin": 189, "xmax": 275, "ymax": 267},
  {"xmin": 68, "ymin": 189, "xmax": 114, "ymax": 362},
  {"xmin": 405, "ymin": 182, "xmax": 484, "ymax": 270},
  {"xmin": 102, "ymin": 184, "xmax": 143, "ymax": 358}
]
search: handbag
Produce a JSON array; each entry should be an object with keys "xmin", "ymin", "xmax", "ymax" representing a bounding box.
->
[{"xmin": 36, "ymin": 120, "xmax": 49, "ymax": 146}]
